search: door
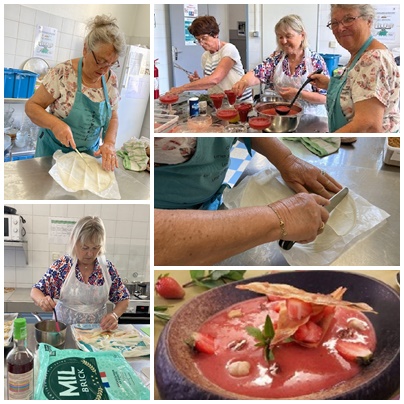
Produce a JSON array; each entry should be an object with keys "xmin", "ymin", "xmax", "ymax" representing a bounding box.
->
[{"xmin": 168, "ymin": 4, "xmax": 208, "ymax": 87}]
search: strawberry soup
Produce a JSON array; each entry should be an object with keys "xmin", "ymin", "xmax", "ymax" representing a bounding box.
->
[
  {"xmin": 193, "ymin": 296, "xmax": 376, "ymax": 399},
  {"xmin": 261, "ymin": 107, "xmax": 299, "ymax": 116}
]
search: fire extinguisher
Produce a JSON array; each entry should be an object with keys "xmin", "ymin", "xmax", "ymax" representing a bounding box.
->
[{"xmin": 154, "ymin": 59, "xmax": 159, "ymax": 99}]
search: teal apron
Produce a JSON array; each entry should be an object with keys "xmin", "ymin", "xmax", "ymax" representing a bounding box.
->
[
  {"xmin": 35, "ymin": 57, "xmax": 112, "ymax": 157},
  {"xmin": 327, "ymin": 36, "xmax": 373, "ymax": 133},
  {"xmin": 155, "ymin": 138, "xmax": 252, "ymax": 210}
]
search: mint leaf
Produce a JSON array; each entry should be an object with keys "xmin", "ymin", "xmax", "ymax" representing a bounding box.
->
[{"xmin": 246, "ymin": 315, "xmax": 275, "ymax": 364}]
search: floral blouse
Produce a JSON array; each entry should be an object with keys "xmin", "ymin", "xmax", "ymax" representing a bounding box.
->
[
  {"xmin": 340, "ymin": 49, "xmax": 400, "ymax": 132},
  {"xmin": 253, "ymin": 50, "xmax": 328, "ymax": 95},
  {"xmin": 33, "ymin": 255, "xmax": 129, "ymax": 303},
  {"xmin": 42, "ymin": 60, "xmax": 120, "ymax": 120}
]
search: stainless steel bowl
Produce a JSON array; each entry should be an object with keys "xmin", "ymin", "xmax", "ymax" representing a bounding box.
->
[
  {"xmin": 33, "ymin": 313, "xmax": 67, "ymax": 348},
  {"xmin": 255, "ymin": 101, "xmax": 302, "ymax": 133}
]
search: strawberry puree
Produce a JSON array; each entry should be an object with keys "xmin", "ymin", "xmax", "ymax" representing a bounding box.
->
[
  {"xmin": 194, "ymin": 297, "xmax": 376, "ymax": 399},
  {"xmin": 261, "ymin": 107, "xmax": 299, "ymax": 116},
  {"xmin": 159, "ymin": 94, "xmax": 179, "ymax": 104}
]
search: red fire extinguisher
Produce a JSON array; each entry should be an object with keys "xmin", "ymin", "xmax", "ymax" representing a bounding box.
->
[{"xmin": 154, "ymin": 59, "xmax": 159, "ymax": 99}]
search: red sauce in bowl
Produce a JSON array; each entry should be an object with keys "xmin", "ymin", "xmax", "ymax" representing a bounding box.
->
[
  {"xmin": 194, "ymin": 297, "xmax": 376, "ymax": 399},
  {"xmin": 216, "ymin": 109, "xmax": 239, "ymax": 120},
  {"xmin": 249, "ymin": 116, "xmax": 271, "ymax": 130},
  {"xmin": 210, "ymin": 93, "xmax": 225, "ymax": 109},
  {"xmin": 235, "ymin": 103, "xmax": 252, "ymax": 122},
  {"xmin": 261, "ymin": 107, "xmax": 299, "ymax": 116},
  {"xmin": 159, "ymin": 93, "xmax": 179, "ymax": 104},
  {"xmin": 224, "ymin": 90, "xmax": 237, "ymax": 105}
]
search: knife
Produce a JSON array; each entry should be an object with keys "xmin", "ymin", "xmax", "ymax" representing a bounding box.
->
[
  {"xmin": 279, "ymin": 187, "xmax": 349, "ymax": 250},
  {"xmin": 74, "ymin": 148, "xmax": 94, "ymax": 173}
]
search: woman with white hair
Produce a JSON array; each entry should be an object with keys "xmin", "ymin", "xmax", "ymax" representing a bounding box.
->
[
  {"xmin": 26, "ymin": 15, "xmax": 126, "ymax": 171},
  {"xmin": 233, "ymin": 14, "xmax": 329, "ymax": 116},
  {"xmin": 310, "ymin": 4, "xmax": 400, "ymax": 132},
  {"xmin": 31, "ymin": 216, "xmax": 129, "ymax": 330}
]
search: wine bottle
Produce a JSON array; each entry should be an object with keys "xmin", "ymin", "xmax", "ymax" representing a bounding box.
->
[{"xmin": 6, "ymin": 318, "xmax": 34, "ymax": 400}]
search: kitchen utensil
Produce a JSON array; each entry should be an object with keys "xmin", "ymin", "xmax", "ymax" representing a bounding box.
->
[
  {"xmin": 173, "ymin": 62, "xmax": 193, "ymax": 76},
  {"xmin": 255, "ymin": 101, "xmax": 302, "ymax": 133},
  {"xmin": 52, "ymin": 299, "xmax": 60, "ymax": 332},
  {"xmin": 32, "ymin": 312, "xmax": 67, "ymax": 348},
  {"xmin": 4, "ymin": 206, "xmax": 17, "ymax": 214},
  {"xmin": 275, "ymin": 68, "xmax": 323, "ymax": 115},
  {"xmin": 155, "ymin": 270, "xmax": 399, "ymax": 400},
  {"xmin": 279, "ymin": 187, "xmax": 349, "ymax": 250},
  {"xmin": 22, "ymin": 57, "xmax": 50, "ymax": 79},
  {"xmin": 74, "ymin": 148, "xmax": 94, "ymax": 173}
]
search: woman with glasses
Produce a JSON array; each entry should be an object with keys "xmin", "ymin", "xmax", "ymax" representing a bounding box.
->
[
  {"xmin": 30, "ymin": 216, "xmax": 129, "ymax": 329},
  {"xmin": 310, "ymin": 4, "xmax": 400, "ymax": 133},
  {"xmin": 25, "ymin": 15, "xmax": 125, "ymax": 171},
  {"xmin": 169, "ymin": 16, "xmax": 252, "ymax": 102},
  {"xmin": 232, "ymin": 15, "xmax": 329, "ymax": 116}
]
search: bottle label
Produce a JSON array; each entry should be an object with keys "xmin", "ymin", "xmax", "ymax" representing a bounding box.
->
[{"xmin": 8, "ymin": 369, "xmax": 34, "ymax": 400}]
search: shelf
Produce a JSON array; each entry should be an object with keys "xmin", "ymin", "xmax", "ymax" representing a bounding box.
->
[
  {"xmin": 4, "ymin": 241, "xmax": 29, "ymax": 264},
  {"xmin": 4, "ymin": 98, "xmax": 29, "ymax": 104}
]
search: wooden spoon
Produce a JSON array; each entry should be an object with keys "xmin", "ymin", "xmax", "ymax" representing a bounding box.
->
[{"xmin": 275, "ymin": 68, "xmax": 323, "ymax": 115}]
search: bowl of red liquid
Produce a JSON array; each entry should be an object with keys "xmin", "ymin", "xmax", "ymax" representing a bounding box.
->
[
  {"xmin": 209, "ymin": 93, "xmax": 225, "ymax": 110},
  {"xmin": 155, "ymin": 270, "xmax": 399, "ymax": 400},
  {"xmin": 159, "ymin": 93, "xmax": 179, "ymax": 105},
  {"xmin": 216, "ymin": 108, "xmax": 239, "ymax": 122},
  {"xmin": 255, "ymin": 101, "xmax": 302, "ymax": 132},
  {"xmin": 224, "ymin": 90, "xmax": 237, "ymax": 106},
  {"xmin": 248, "ymin": 116, "xmax": 272, "ymax": 131},
  {"xmin": 235, "ymin": 103, "xmax": 252, "ymax": 123}
]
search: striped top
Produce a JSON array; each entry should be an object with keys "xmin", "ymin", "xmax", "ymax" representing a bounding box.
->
[{"xmin": 201, "ymin": 43, "xmax": 252, "ymax": 102}]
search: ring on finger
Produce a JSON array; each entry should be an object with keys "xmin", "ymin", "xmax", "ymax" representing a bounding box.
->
[
  {"xmin": 319, "ymin": 222, "xmax": 325, "ymax": 231},
  {"xmin": 321, "ymin": 169, "xmax": 326, "ymax": 176}
]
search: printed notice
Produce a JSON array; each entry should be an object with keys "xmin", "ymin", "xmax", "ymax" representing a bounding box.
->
[
  {"xmin": 49, "ymin": 218, "xmax": 77, "ymax": 244},
  {"xmin": 34, "ymin": 25, "xmax": 57, "ymax": 59}
]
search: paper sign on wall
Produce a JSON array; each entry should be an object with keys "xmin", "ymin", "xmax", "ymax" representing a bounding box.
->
[
  {"xmin": 184, "ymin": 4, "xmax": 198, "ymax": 17},
  {"xmin": 372, "ymin": 6, "xmax": 399, "ymax": 43},
  {"xmin": 34, "ymin": 25, "xmax": 57, "ymax": 60},
  {"xmin": 49, "ymin": 218, "xmax": 77, "ymax": 245}
]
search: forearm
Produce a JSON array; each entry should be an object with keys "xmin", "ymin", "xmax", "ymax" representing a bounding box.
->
[
  {"xmin": 241, "ymin": 71, "xmax": 260, "ymax": 87},
  {"xmin": 30, "ymin": 287, "xmax": 46, "ymax": 305},
  {"xmin": 178, "ymin": 74, "xmax": 222, "ymax": 92},
  {"xmin": 300, "ymin": 91, "xmax": 326, "ymax": 105},
  {"xmin": 249, "ymin": 137, "xmax": 293, "ymax": 171},
  {"xmin": 25, "ymin": 101, "xmax": 63, "ymax": 132},
  {"xmin": 154, "ymin": 207, "xmax": 281, "ymax": 266},
  {"xmin": 103, "ymin": 114, "xmax": 118, "ymax": 145},
  {"xmin": 113, "ymin": 299, "xmax": 129, "ymax": 317}
]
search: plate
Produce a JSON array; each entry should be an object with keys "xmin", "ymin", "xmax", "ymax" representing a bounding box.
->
[
  {"xmin": 155, "ymin": 271, "xmax": 400, "ymax": 400},
  {"xmin": 71, "ymin": 323, "xmax": 150, "ymax": 358},
  {"xmin": 23, "ymin": 57, "xmax": 49, "ymax": 79}
]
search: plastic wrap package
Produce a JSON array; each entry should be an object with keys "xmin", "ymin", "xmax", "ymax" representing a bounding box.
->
[
  {"xmin": 34, "ymin": 343, "xmax": 149, "ymax": 400},
  {"xmin": 222, "ymin": 168, "xmax": 390, "ymax": 266},
  {"xmin": 49, "ymin": 150, "xmax": 121, "ymax": 199}
]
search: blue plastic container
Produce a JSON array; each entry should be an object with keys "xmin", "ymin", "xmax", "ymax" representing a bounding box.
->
[
  {"xmin": 4, "ymin": 68, "xmax": 39, "ymax": 98},
  {"xmin": 320, "ymin": 54, "xmax": 341, "ymax": 76}
]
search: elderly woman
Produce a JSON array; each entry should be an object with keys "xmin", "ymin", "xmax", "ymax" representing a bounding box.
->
[
  {"xmin": 25, "ymin": 15, "xmax": 126, "ymax": 171},
  {"xmin": 155, "ymin": 137, "xmax": 342, "ymax": 266},
  {"xmin": 30, "ymin": 216, "xmax": 129, "ymax": 331},
  {"xmin": 232, "ymin": 15, "xmax": 329, "ymax": 116},
  {"xmin": 310, "ymin": 4, "xmax": 400, "ymax": 133},
  {"xmin": 168, "ymin": 15, "xmax": 252, "ymax": 102}
]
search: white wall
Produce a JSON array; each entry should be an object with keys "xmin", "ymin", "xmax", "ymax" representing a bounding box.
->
[{"xmin": 4, "ymin": 204, "xmax": 150, "ymax": 288}]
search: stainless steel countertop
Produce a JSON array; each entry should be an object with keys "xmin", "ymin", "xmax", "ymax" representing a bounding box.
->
[
  {"xmin": 4, "ymin": 155, "xmax": 150, "ymax": 200},
  {"xmin": 218, "ymin": 137, "xmax": 399, "ymax": 266}
]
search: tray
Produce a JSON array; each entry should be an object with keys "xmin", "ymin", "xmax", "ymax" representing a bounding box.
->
[
  {"xmin": 71, "ymin": 323, "xmax": 150, "ymax": 358},
  {"xmin": 154, "ymin": 111, "xmax": 179, "ymax": 133},
  {"xmin": 4, "ymin": 313, "xmax": 18, "ymax": 347},
  {"xmin": 383, "ymin": 137, "xmax": 400, "ymax": 166}
]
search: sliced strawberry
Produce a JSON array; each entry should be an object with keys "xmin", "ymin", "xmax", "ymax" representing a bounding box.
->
[
  {"xmin": 335, "ymin": 340, "xmax": 373, "ymax": 365},
  {"xmin": 189, "ymin": 332, "xmax": 215, "ymax": 355},
  {"xmin": 287, "ymin": 298, "xmax": 313, "ymax": 320},
  {"xmin": 294, "ymin": 321, "xmax": 323, "ymax": 343}
]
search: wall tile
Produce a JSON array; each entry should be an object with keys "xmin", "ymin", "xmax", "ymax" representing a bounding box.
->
[
  {"xmin": 20, "ymin": 6, "xmax": 36, "ymax": 25},
  {"xmin": 4, "ymin": 19, "xmax": 19, "ymax": 38},
  {"xmin": 4, "ymin": 4, "xmax": 21, "ymax": 21}
]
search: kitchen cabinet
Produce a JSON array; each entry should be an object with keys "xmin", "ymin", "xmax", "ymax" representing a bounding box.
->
[{"xmin": 4, "ymin": 241, "xmax": 28, "ymax": 264}]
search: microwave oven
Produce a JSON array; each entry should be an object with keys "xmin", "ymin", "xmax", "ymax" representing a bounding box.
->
[{"xmin": 4, "ymin": 214, "xmax": 25, "ymax": 241}]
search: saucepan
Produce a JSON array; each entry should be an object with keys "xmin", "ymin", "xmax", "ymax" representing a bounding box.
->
[{"xmin": 32, "ymin": 312, "xmax": 67, "ymax": 348}]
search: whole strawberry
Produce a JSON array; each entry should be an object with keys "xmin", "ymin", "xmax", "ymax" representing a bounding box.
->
[{"xmin": 155, "ymin": 273, "xmax": 185, "ymax": 299}]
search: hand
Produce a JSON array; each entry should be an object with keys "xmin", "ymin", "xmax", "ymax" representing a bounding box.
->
[
  {"xmin": 232, "ymin": 79, "xmax": 248, "ymax": 97},
  {"xmin": 188, "ymin": 71, "xmax": 200, "ymax": 82},
  {"xmin": 36, "ymin": 295, "xmax": 56, "ymax": 312},
  {"xmin": 169, "ymin": 87, "xmax": 184, "ymax": 95},
  {"xmin": 100, "ymin": 312, "xmax": 119, "ymax": 331},
  {"xmin": 277, "ymin": 86, "xmax": 298, "ymax": 101},
  {"xmin": 309, "ymin": 73, "xmax": 330, "ymax": 91},
  {"xmin": 278, "ymin": 155, "xmax": 342, "ymax": 198},
  {"xmin": 51, "ymin": 120, "xmax": 76, "ymax": 149},
  {"xmin": 270, "ymin": 193, "xmax": 330, "ymax": 244},
  {"xmin": 94, "ymin": 141, "xmax": 118, "ymax": 171}
]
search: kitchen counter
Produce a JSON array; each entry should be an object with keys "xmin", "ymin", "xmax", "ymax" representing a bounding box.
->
[
  {"xmin": 4, "ymin": 323, "xmax": 150, "ymax": 399},
  {"xmin": 154, "ymin": 269, "xmax": 400, "ymax": 400},
  {"xmin": 4, "ymin": 155, "xmax": 150, "ymax": 200},
  {"xmin": 218, "ymin": 137, "xmax": 399, "ymax": 266}
]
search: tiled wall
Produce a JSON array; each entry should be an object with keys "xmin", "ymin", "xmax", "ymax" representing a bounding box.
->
[{"xmin": 4, "ymin": 204, "xmax": 150, "ymax": 288}]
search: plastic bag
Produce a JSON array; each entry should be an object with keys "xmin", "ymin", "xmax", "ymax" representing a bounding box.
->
[
  {"xmin": 222, "ymin": 168, "xmax": 390, "ymax": 266},
  {"xmin": 34, "ymin": 343, "xmax": 149, "ymax": 400}
]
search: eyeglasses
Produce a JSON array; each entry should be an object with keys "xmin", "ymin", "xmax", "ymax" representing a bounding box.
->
[
  {"xmin": 194, "ymin": 34, "xmax": 213, "ymax": 44},
  {"xmin": 91, "ymin": 50, "xmax": 120, "ymax": 69},
  {"xmin": 327, "ymin": 15, "xmax": 364, "ymax": 30}
]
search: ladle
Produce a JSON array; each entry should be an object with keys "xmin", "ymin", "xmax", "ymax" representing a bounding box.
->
[{"xmin": 275, "ymin": 68, "xmax": 323, "ymax": 115}]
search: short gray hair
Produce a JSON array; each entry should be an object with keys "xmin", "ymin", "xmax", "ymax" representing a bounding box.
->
[
  {"xmin": 69, "ymin": 216, "xmax": 106, "ymax": 258},
  {"xmin": 85, "ymin": 14, "xmax": 126, "ymax": 56},
  {"xmin": 275, "ymin": 15, "xmax": 309, "ymax": 50},
  {"xmin": 330, "ymin": 4, "xmax": 376, "ymax": 22}
]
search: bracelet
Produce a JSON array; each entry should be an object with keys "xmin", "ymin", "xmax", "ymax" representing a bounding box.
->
[
  {"xmin": 268, "ymin": 205, "xmax": 287, "ymax": 238},
  {"xmin": 111, "ymin": 312, "xmax": 119, "ymax": 321}
]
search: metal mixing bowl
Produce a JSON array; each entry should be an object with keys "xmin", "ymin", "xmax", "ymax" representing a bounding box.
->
[
  {"xmin": 255, "ymin": 101, "xmax": 302, "ymax": 133},
  {"xmin": 34, "ymin": 318, "xmax": 67, "ymax": 348}
]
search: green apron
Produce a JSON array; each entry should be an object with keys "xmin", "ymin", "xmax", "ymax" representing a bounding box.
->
[
  {"xmin": 35, "ymin": 58, "xmax": 112, "ymax": 157},
  {"xmin": 155, "ymin": 138, "xmax": 252, "ymax": 210},
  {"xmin": 327, "ymin": 36, "xmax": 373, "ymax": 133}
]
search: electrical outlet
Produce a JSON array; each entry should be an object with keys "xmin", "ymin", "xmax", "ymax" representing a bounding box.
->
[
  {"xmin": 329, "ymin": 41, "xmax": 337, "ymax": 48},
  {"xmin": 253, "ymin": 31, "xmax": 259, "ymax": 38}
]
